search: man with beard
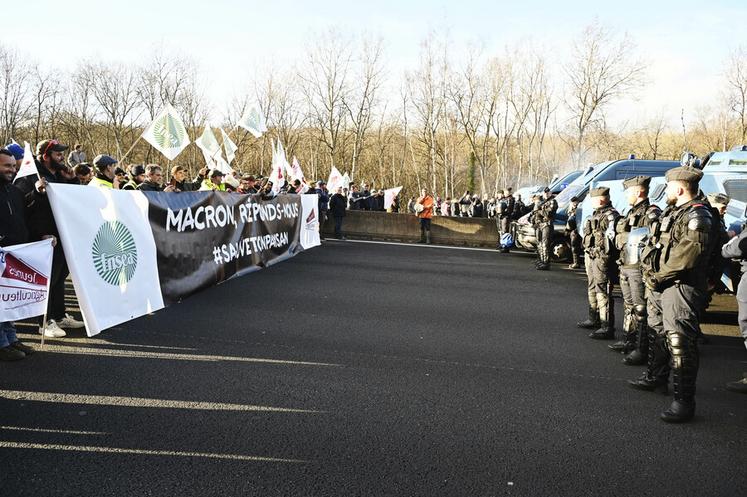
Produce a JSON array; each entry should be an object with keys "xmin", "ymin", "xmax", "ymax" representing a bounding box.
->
[
  {"xmin": 609, "ymin": 176, "xmax": 661, "ymax": 364},
  {"xmin": 14, "ymin": 140, "xmax": 84, "ymax": 337},
  {"xmin": 122, "ymin": 164, "xmax": 146, "ymax": 190},
  {"xmin": 629, "ymin": 164, "xmax": 713, "ymax": 423}
]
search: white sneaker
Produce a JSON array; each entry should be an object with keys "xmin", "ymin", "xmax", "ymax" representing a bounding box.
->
[
  {"xmin": 43, "ymin": 320, "xmax": 67, "ymax": 338},
  {"xmin": 38, "ymin": 327, "xmax": 59, "ymax": 338},
  {"xmin": 58, "ymin": 313, "xmax": 84, "ymax": 329}
]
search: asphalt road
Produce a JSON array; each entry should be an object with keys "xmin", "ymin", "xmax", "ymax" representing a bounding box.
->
[{"xmin": 1, "ymin": 240, "xmax": 745, "ymax": 497}]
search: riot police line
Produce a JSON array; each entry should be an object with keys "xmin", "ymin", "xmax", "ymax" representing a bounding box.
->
[{"xmin": 503, "ymin": 153, "xmax": 747, "ymax": 423}]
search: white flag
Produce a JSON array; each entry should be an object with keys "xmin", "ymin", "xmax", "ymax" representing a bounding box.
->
[
  {"xmin": 327, "ymin": 166, "xmax": 344, "ymax": 192},
  {"xmin": 13, "ymin": 142, "xmax": 38, "ymax": 182},
  {"xmin": 342, "ymin": 172, "xmax": 351, "ymax": 190},
  {"xmin": 221, "ymin": 128, "xmax": 238, "ymax": 164},
  {"xmin": 384, "ymin": 187, "xmax": 403, "ymax": 210},
  {"xmin": 195, "ymin": 126, "xmax": 222, "ymax": 167},
  {"xmin": 142, "ymin": 103, "xmax": 190, "ymax": 161},
  {"xmin": 237, "ymin": 104, "xmax": 267, "ymax": 138},
  {"xmin": 0, "ymin": 239, "xmax": 53, "ymax": 321},
  {"xmin": 270, "ymin": 140, "xmax": 287, "ymax": 194},
  {"xmin": 289, "ymin": 156, "xmax": 305, "ymax": 182}
]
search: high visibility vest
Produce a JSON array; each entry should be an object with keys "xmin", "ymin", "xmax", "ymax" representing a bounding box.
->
[{"xmin": 89, "ymin": 176, "xmax": 113, "ymax": 189}]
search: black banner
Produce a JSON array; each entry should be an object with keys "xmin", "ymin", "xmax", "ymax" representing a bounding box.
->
[{"xmin": 145, "ymin": 191, "xmax": 306, "ymax": 304}]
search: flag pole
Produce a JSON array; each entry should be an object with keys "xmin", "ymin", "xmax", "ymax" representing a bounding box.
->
[
  {"xmin": 39, "ymin": 239, "xmax": 54, "ymax": 349},
  {"xmin": 119, "ymin": 135, "xmax": 143, "ymax": 164}
]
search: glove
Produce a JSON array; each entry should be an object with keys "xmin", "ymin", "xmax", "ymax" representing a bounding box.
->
[{"xmin": 643, "ymin": 270, "xmax": 659, "ymax": 291}]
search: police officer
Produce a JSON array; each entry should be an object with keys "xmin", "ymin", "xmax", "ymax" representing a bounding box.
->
[
  {"xmin": 629, "ymin": 165, "xmax": 713, "ymax": 423},
  {"xmin": 498, "ymin": 189, "xmax": 514, "ymax": 253},
  {"xmin": 610, "ymin": 176, "xmax": 661, "ymax": 364},
  {"xmin": 577, "ymin": 187, "xmax": 620, "ymax": 339},
  {"xmin": 566, "ymin": 196, "xmax": 582, "ymax": 269},
  {"xmin": 722, "ymin": 221, "xmax": 747, "ymax": 393},
  {"xmin": 532, "ymin": 187, "xmax": 557, "ymax": 270}
]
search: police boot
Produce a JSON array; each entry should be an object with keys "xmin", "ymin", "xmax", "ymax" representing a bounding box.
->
[
  {"xmin": 609, "ymin": 311, "xmax": 632, "ymax": 352},
  {"xmin": 661, "ymin": 333, "xmax": 698, "ymax": 423},
  {"xmin": 623, "ymin": 315, "xmax": 649, "ymax": 366},
  {"xmin": 590, "ymin": 301, "xmax": 614, "ymax": 339},
  {"xmin": 577, "ymin": 307, "xmax": 600, "ymax": 329},
  {"xmin": 590, "ymin": 321, "xmax": 615, "ymax": 340},
  {"xmin": 628, "ymin": 372, "xmax": 669, "ymax": 394},
  {"xmin": 425, "ymin": 230, "xmax": 432, "ymax": 244}
]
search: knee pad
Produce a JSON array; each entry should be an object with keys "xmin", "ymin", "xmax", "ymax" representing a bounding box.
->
[{"xmin": 633, "ymin": 304, "xmax": 647, "ymax": 321}]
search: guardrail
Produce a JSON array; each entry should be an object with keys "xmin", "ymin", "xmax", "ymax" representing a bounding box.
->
[{"xmin": 321, "ymin": 211, "xmax": 500, "ymax": 248}]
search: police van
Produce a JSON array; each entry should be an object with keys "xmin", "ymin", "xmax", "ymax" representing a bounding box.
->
[{"xmin": 513, "ymin": 156, "xmax": 677, "ymax": 252}]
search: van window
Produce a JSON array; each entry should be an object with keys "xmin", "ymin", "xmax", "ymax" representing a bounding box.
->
[{"xmin": 723, "ymin": 179, "xmax": 747, "ymax": 202}]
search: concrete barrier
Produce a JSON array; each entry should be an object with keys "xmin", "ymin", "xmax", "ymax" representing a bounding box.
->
[{"xmin": 322, "ymin": 211, "xmax": 500, "ymax": 247}]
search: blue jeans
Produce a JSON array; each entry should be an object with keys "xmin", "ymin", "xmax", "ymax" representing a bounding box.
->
[{"xmin": 0, "ymin": 321, "xmax": 18, "ymax": 348}]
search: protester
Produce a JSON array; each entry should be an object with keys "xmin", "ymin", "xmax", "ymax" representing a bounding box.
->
[
  {"xmin": 329, "ymin": 186, "xmax": 347, "ymax": 239},
  {"xmin": 88, "ymin": 155, "xmax": 119, "ymax": 189},
  {"xmin": 199, "ymin": 169, "xmax": 226, "ymax": 191},
  {"xmin": 14, "ymin": 139, "xmax": 83, "ymax": 337},
  {"xmin": 67, "ymin": 144, "xmax": 86, "ymax": 167},
  {"xmin": 113, "ymin": 167, "xmax": 126, "ymax": 188},
  {"xmin": 122, "ymin": 164, "xmax": 146, "ymax": 190},
  {"xmin": 170, "ymin": 165, "xmax": 204, "ymax": 192},
  {"xmin": 316, "ymin": 180, "xmax": 329, "ymax": 223},
  {"xmin": 73, "ymin": 163, "xmax": 93, "ymax": 185},
  {"xmin": 0, "ymin": 148, "xmax": 39, "ymax": 360},
  {"xmin": 722, "ymin": 220, "xmax": 747, "ymax": 393},
  {"xmin": 440, "ymin": 197, "xmax": 451, "ymax": 216},
  {"xmin": 416, "ymin": 188, "xmax": 434, "ymax": 244}
]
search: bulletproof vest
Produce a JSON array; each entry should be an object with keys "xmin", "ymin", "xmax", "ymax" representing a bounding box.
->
[
  {"xmin": 534, "ymin": 197, "xmax": 557, "ymax": 225},
  {"xmin": 646, "ymin": 199, "xmax": 713, "ymax": 287},
  {"xmin": 585, "ymin": 205, "xmax": 619, "ymax": 255},
  {"xmin": 616, "ymin": 200, "xmax": 660, "ymax": 266}
]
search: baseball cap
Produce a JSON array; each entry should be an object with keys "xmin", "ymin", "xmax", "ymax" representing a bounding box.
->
[
  {"xmin": 5, "ymin": 143, "xmax": 24, "ymax": 160},
  {"xmin": 36, "ymin": 139, "xmax": 68, "ymax": 156},
  {"xmin": 93, "ymin": 154, "xmax": 118, "ymax": 170},
  {"xmin": 129, "ymin": 164, "xmax": 146, "ymax": 176}
]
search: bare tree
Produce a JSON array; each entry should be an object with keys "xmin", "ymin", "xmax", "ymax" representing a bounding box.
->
[
  {"xmin": 343, "ymin": 35, "xmax": 385, "ymax": 181},
  {"xmin": 0, "ymin": 45, "xmax": 32, "ymax": 143},
  {"xmin": 565, "ymin": 21, "xmax": 645, "ymax": 166},
  {"xmin": 726, "ymin": 46, "xmax": 747, "ymax": 142},
  {"xmin": 299, "ymin": 29, "xmax": 352, "ymax": 170}
]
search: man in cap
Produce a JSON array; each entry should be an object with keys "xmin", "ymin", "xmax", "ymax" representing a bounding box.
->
[
  {"xmin": 531, "ymin": 187, "xmax": 558, "ymax": 270},
  {"xmin": 122, "ymin": 165, "xmax": 146, "ymax": 190},
  {"xmin": 566, "ymin": 197, "xmax": 582, "ymax": 269},
  {"xmin": 88, "ymin": 155, "xmax": 119, "ymax": 189},
  {"xmin": 5, "ymin": 143, "xmax": 24, "ymax": 170},
  {"xmin": 199, "ymin": 169, "xmax": 226, "ymax": 191},
  {"xmin": 610, "ymin": 176, "xmax": 661, "ymax": 363},
  {"xmin": 629, "ymin": 165, "xmax": 713, "ymax": 423},
  {"xmin": 577, "ymin": 186, "xmax": 620, "ymax": 338},
  {"xmin": 14, "ymin": 139, "xmax": 84, "ymax": 337}
]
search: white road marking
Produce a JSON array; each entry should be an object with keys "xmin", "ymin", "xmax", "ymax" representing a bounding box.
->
[
  {"xmin": 0, "ymin": 390, "xmax": 321, "ymax": 414},
  {"xmin": 0, "ymin": 441, "xmax": 306, "ymax": 463}
]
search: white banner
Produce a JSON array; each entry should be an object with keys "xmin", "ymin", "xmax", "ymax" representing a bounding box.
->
[
  {"xmin": 47, "ymin": 184, "xmax": 164, "ymax": 336},
  {"xmin": 0, "ymin": 239, "xmax": 53, "ymax": 322}
]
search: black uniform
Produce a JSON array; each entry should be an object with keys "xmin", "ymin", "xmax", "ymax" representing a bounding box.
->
[
  {"xmin": 531, "ymin": 193, "xmax": 557, "ymax": 270},
  {"xmin": 630, "ymin": 166, "xmax": 714, "ymax": 422},
  {"xmin": 579, "ymin": 192, "xmax": 620, "ymax": 338},
  {"xmin": 613, "ymin": 197, "xmax": 661, "ymax": 361}
]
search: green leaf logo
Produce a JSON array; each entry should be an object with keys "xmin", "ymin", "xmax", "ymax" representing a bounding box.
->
[
  {"xmin": 153, "ymin": 113, "xmax": 186, "ymax": 150},
  {"xmin": 92, "ymin": 221, "xmax": 138, "ymax": 286}
]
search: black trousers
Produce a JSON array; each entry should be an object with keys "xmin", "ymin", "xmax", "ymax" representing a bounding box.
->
[
  {"xmin": 47, "ymin": 243, "xmax": 69, "ymax": 321},
  {"xmin": 334, "ymin": 216, "xmax": 344, "ymax": 237}
]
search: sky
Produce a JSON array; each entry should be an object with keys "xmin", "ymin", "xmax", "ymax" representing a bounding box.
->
[{"xmin": 3, "ymin": 0, "xmax": 746, "ymax": 127}]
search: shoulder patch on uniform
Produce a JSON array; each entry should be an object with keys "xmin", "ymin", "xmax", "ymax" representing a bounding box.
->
[{"xmin": 608, "ymin": 214, "xmax": 616, "ymax": 221}]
